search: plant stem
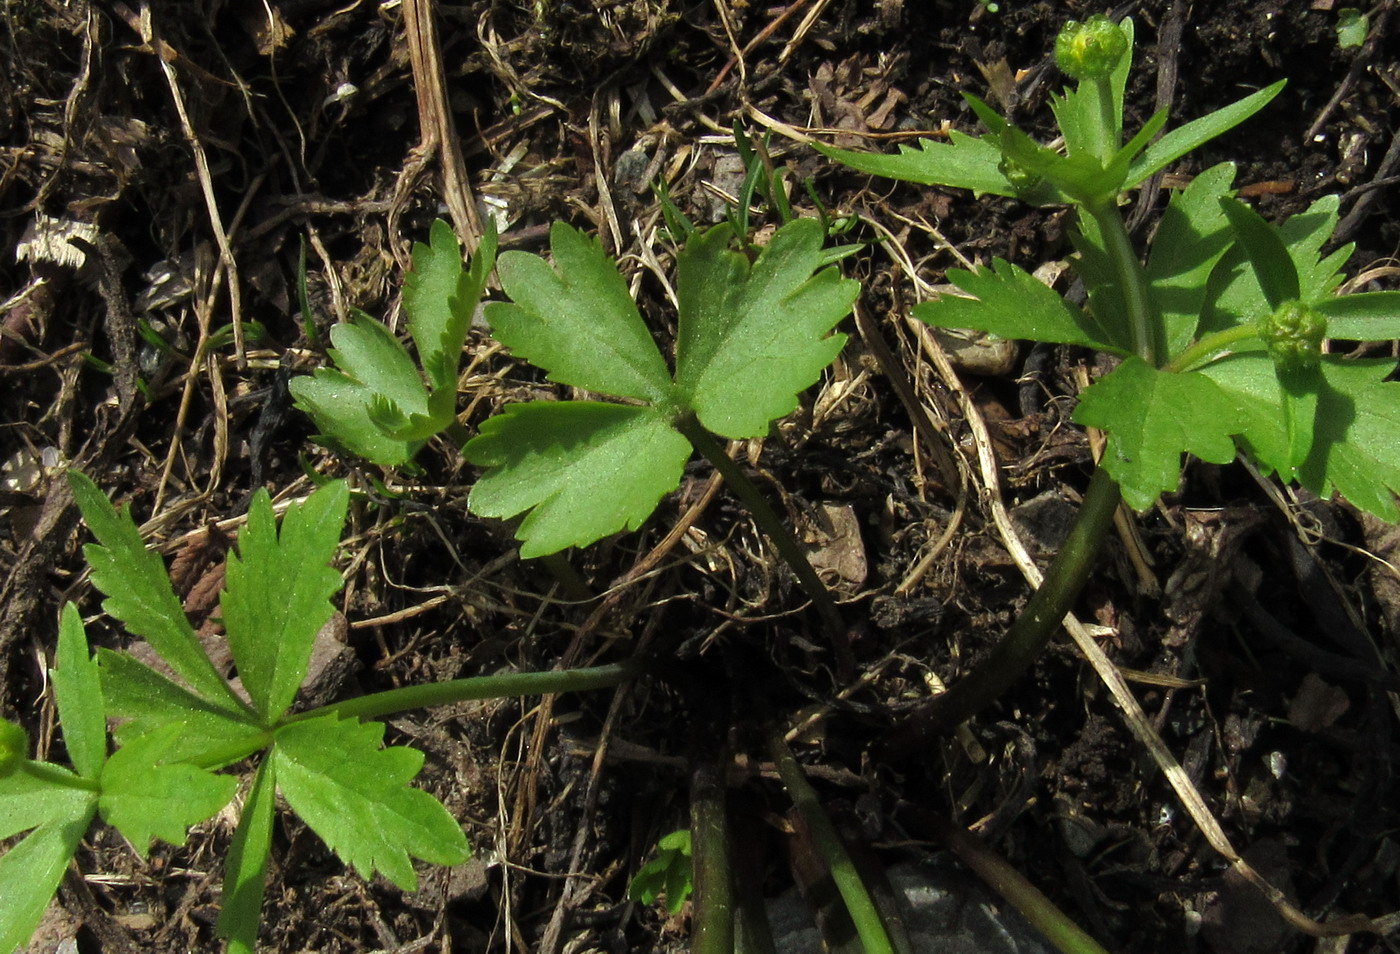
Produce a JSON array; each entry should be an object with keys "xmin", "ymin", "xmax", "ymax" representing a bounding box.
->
[
  {"xmin": 1087, "ymin": 202, "xmax": 1159, "ymax": 366},
  {"xmin": 915, "ymin": 808, "xmax": 1110, "ymax": 954},
  {"xmin": 886, "ymin": 468, "xmax": 1121, "ymax": 753},
  {"xmin": 1165, "ymin": 323, "xmax": 1261, "ymax": 373},
  {"xmin": 676, "ymin": 417, "xmax": 847, "ymax": 650},
  {"xmin": 690, "ymin": 755, "xmax": 735, "ymax": 954},
  {"xmin": 1090, "ymin": 77, "xmax": 1118, "ymax": 165},
  {"xmin": 287, "ymin": 662, "xmax": 637, "ymax": 724},
  {"xmin": 766, "ymin": 725, "xmax": 896, "ymax": 954}
]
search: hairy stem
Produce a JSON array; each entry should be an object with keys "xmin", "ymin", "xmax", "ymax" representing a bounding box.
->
[
  {"xmin": 287, "ymin": 662, "xmax": 637, "ymax": 724},
  {"xmin": 1088, "ymin": 202, "xmax": 1159, "ymax": 365},
  {"xmin": 886, "ymin": 468, "xmax": 1121, "ymax": 753},
  {"xmin": 677, "ymin": 417, "xmax": 847, "ymax": 650}
]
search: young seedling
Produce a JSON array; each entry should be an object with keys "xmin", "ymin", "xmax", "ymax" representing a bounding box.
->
[
  {"xmin": 290, "ymin": 220, "xmax": 498, "ymax": 465},
  {"xmin": 820, "ymin": 14, "xmax": 1400, "ymax": 735},
  {"xmin": 0, "ymin": 474, "xmax": 633, "ymax": 954}
]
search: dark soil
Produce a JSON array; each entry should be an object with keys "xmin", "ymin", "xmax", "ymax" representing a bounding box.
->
[{"xmin": 3, "ymin": 1, "xmax": 1400, "ymax": 952}]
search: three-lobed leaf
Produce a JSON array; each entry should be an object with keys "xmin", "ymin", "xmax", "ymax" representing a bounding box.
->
[
  {"xmin": 466, "ymin": 218, "xmax": 857, "ymax": 557},
  {"xmin": 467, "ymin": 402, "xmax": 692, "ymax": 558},
  {"xmin": 1074, "ymin": 357, "xmax": 1247, "ymax": 510},
  {"xmin": 272, "ymin": 714, "xmax": 468, "ymax": 890},
  {"xmin": 675, "ymin": 219, "xmax": 857, "ymax": 437},
  {"xmin": 221, "ymin": 481, "xmax": 349, "ymax": 721}
]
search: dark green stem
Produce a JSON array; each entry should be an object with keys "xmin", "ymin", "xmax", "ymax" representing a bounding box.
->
[
  {"xmin": 767, "ymin": 725, "xmax": 896, "ymax": 954},
  {"xmin": 690, "ymin": 757, "xmax": 734, "ymax": 954},
  {"xmin": 887, "ymin": 468, "xmax": 1121, "ymax": 753},
  {"xmin": 918, "ymin": 808, "xmax": 1110, "ymax": 954},
  {"xmin": 677, "ymin": 417, "xmax": 846, "ymax": 644},
  {"xmin": 1087, "ymin": 202, "xmax": 1159, "ymax": 366},
  {"xmin": 286, "ymin": 662, "xmax": 637, "ymax": 724}
]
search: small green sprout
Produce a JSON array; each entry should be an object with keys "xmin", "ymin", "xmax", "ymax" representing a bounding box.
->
[
  {"xmin": 1055, "ymin": 14, "xmax": 1128, "ymax": 80},
  {"xmin": 1336, "ymin": 8, "xmax": 1368, "ymax": 49},
  {"xmin": 629, "ymin": 828, "xmax": 694, "ymax": 915},
  {"xmin": 291, "ymin": 220, "xmax": 497, "ymax": 466}
]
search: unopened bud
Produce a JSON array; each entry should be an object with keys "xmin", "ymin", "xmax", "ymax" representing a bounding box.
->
[
  {"xmin": 1056, "ymin": 15, "xmax": 1129, "ymax": 81},
  {"xmin": 1260, "ymin": 300, "xmax": 1327, "ymax": 372}
]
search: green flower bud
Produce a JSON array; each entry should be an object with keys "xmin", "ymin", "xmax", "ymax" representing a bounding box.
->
[
  {"xmin": 1055, "ymin": 15, "xmax": 1128, "ymax": 80},
  {"xmin": 998, "ymin": 155, "xmax": 1042, "ymax": 195},
  {"xmin": 1260, "ymin": 300, "xmax": 1327, "ymax": 372},
  {"xmin": 0, "ymin": 720, "xmax": 28, "ymax": 777}
]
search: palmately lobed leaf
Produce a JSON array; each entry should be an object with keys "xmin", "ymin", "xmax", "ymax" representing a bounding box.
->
[
  {"xmin": 272, "ymin": 714, "xmax": 468, "ymax": 891},
  {"xmin": 675, "ymin": 219, "xmax": 859, "ymax": 438},
  {"xmin": 1074, "ymin": 356, "xmax": 1248, "ymax": 510},
  {"xmin": 487, "ymin": 222, "xmax": 673, "ymax": 403},
  {"xmin": 221, "ymin": 481, "xmax": 349, "ymax": 722},
  {"xmin": 465, "ymin": 401, "xmax": 693, "ymax": 558}
]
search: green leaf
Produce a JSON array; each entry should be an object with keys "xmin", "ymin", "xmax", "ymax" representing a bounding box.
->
[
  {"xmin": 1298, "ymin": 358, "xmax": 1400, "ymax": 520},
  {"xmin": 1074, "ymin": 356, "xmax": 1247, "ymax": 510},
  {"xmin": 814, "ymin": 133, "xmax": 1017, "ymax": 197},
  {"xmin": 221, "ymin": 481, "xmax": 349, "ymax": 721},
  {"xmin": 629, "ymin": 828, "xmax": 693, "ymax": 915},
  {"xmin": 673, "ymin": 220, "xmax": 858, "ymax": 437},
  {"xmin": 98, "ymin": 722, "xmax": 238, "ymax": 856},
  {"xmin": 1125, "ymin": 81, "xmax": 1286, "ymax": 189},
  {"xmin": 218, "ymin": 758, "xmax": 277, "ymax": 954},
  {"xmin": 466, "ymin": 402, "xmax": 692, "ymax": 558},
  {"xmin": 0, "ymin": 798, "xmax": 94, "ymax": 954},
  {"xmin": 467, "ymin": 218, "xmax": 854, "ymax": 557},
  {"xmin": 51, "ymin": 603, "xmax": 106, "ymax": 779},
  {"xmin": 99, "ymin": 649, "xmax": 265, "ymax": 767},
  {"xmin": 289, "ymin": 314, "xmax": 429, "ymax": 466},
  {"xmin": 1219, "ymin": 197, "xmax": 1300, "ymax": 309},
  {"xmin": 1200, "ymin": 195, "xmax": 1350, "ymax": 336},
  {"xmin": 1146, "ymin": 163, "xmax": 1238, "ymax": 357},
  {"xmin": 1336, "ymin": 8, "xmax": 1368, "ymax": 48},
  {"xmin": 0, "ymin": 763, "xmax": 94, "ymax": 839},
  {"xmin": 404, "ymin": 219, "xmax": 466, "ymax": 390},
  {"xmin": 68, "ymin": 471, "xmax": 234, "ymax": 707},
  {"xmin": 1316, "ymin": 291, "xmax": 1400, "ymax": 340},
  {"xmin": 272, "ymin": 714, "xmax": 468, "ymax": 890},
  {"xmin": 487, "ymin": 222, "xmax": 672, "ymax": 403},
  {"xmin": 915, "ymin": 257, "xmax": 1124, "ymax": 353}
]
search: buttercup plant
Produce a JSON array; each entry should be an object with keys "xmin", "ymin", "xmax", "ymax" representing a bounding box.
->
[
  {"xmin": 820, "ymin": 14, "xmax": 1400, "ymax": 737},
  {"xmin": 0, "ymin": 474, "xmax": 632, "ymax": 954}
]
